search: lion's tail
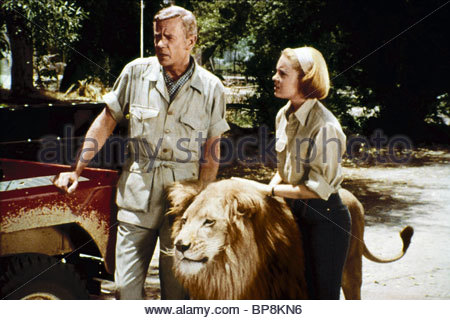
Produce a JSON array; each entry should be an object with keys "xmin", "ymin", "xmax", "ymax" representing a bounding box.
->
[{"xmin": 363, "ymin": 226, "xmax": 414, "ymax": 263}]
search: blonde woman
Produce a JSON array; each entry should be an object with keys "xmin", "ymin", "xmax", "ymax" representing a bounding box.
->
[{"xmin": 234, "ymin": 46, "xmax": 351, "ymax": 299}]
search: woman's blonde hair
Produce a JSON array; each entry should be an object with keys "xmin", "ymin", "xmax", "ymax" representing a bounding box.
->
[{"xmin": 282, "ymin": 47, "xmax": 330, "ymax": 100}]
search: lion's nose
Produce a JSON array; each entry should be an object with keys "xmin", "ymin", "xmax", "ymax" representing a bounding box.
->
[{"xmin": 176, "ymin": 240, "xmax": 191, "ymax": 253}]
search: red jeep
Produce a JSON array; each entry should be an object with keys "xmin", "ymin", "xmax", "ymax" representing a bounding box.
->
[
  {"xmin": 0, "ymin": 158, "xmax": 118, "ymax": 299},
  {"xmin": 0, "ymin": 102, "xmax": 124, "ymax": 299}
]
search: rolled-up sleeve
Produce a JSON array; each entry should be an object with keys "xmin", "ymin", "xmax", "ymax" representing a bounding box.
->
[
  {"xmin": 207, "ymin": 82, "xmax": 230, "ymax": 138},
  {"xmin": 102, "ymin": 65, "xmax": 132, "ymax": 123},
  {"xmin": 304, "ymin": 124, "xmax": 346, "ymax": 200}
]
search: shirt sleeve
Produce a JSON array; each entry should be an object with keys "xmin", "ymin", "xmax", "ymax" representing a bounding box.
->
[
  {"xmin": 304, "ymin": 124, "xmax": 346, "ymax": 200},
  {"xmin": 207, "ymin": 81, "xmax": 230, "ymax": 138},
  {"xmin": 102, "ymin": 64, "xmax": 132, "ymax": 123}
]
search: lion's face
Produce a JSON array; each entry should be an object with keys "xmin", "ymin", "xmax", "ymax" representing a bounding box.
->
[
  {"xmin": 172, "ymin": 195, "xmax": 229, "ymax": 275},
  {"xmin": 167, "ymin": 179, "xmax": 309, "ymax": 299},
  {"xmin": 168, "ymin": 180, "xmax": 263, "ymax": 279}
]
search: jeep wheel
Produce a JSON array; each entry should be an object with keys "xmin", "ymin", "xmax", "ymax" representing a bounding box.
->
[{"xmin": 0, "ymin": 253, "xmax": 90, "ymax": 300}]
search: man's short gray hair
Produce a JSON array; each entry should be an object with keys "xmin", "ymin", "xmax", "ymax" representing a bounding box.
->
[{"xmin": 154, "ymin": 5, "xmax": 197, "ymax": 38}]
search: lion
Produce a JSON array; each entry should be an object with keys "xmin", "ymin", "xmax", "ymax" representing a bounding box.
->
[{"xmin": 167, "ymin": 179, "xmax": 414, "ymax": 300}]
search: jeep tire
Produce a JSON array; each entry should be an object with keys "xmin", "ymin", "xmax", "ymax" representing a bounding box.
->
[{"xmin": 0, "ymin": 253, "xmax": 90, "ymax": 299}]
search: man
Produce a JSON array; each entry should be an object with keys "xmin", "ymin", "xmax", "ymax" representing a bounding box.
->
[{"xmin": 53, "ymin": 6, "xmax": 229, "ymax": 299}]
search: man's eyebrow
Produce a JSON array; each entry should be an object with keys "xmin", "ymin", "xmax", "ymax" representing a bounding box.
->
[{"xmin": 154, "ymin": 30, "xmax": 175, "ymax": 37}]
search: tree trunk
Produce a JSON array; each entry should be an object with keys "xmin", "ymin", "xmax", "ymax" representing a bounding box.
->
[
  {"xmin": 201, "ymin": 45, "xmax": 217, "ymax": 69},
  {"xmin": 6, "ymin": 12, "xmax": 35, "ymax": 97}
]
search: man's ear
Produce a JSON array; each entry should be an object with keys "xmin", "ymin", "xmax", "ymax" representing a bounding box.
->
[
  {"xmin": 166, "ymin": 179, "xmax": 203, "ymax": 217},
  {"xmin": 186, "ymin": 35, "xmax": 197, "ymax": 51}
]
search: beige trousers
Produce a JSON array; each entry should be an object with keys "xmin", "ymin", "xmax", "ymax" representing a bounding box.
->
[{"xmin": 114, "ymin": 216, "xmax": 188, "ymax": 300}]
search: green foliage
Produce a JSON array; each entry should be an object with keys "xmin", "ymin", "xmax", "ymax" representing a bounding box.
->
[
  {"xmin": 333, "ymin": 0, "xmax": 450, "ymax": 139},
  {"xmin": 425, "ymin": 93, "xmax": 450, "ymax": 126},
  {"xmin": 3, "ymin": 0, "xmax": 446, "ymax": 142},
  {"xmin": 60, "ymin": 0, "xmax": 164, "ymax": 89},
  {"xmin": 1, "ymin": 0, "xmax": 86, "ymax": 56},
  {"xmin": 226, "ymin": 107, "xmax": 257, "ymax": 128},
  {"xmin": 190, "ymin": 0, "xmax": 252, "ymax": 65},
  {"xmin": 244, "ymin": 0, "xmax": 347, "ymax": 130},
  {"xmin": 186, "ymin": 0, "xmax": 360, "ymax": 131},
  {"xmin": 192, "ymin": 0, "xmax": 449, "ymax": 141},
  {"xmin": 0, "ymin": 25, "xmax": 9, "ymax": 59}
]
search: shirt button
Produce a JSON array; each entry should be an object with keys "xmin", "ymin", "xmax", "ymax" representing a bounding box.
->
[
  {"xmin": 167, "ymin": 111, "xmax": 173, "ymax": 115},
  {"xmin": 164, "ymin": 129, "xmax": 170, "ymax": 134},
  {"xmin": 162, "ymin": 148, "xmax": 169, "ymax": 153}
]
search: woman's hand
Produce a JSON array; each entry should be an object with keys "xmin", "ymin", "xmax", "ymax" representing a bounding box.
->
[{"xmin": 231, "ymin": 177, "xmax": 272, "ymax": 195}]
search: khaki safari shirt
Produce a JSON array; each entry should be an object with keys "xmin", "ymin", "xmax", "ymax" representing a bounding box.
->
[
  {"xmin": 103, "ymin": 57, "xmax": 230, "ymax": 228},
  {"xmin": 275, "ymin": 99, "xmax": 346, "ymax": 200}
]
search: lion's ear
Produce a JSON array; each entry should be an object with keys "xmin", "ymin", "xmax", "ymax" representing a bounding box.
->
[
  {"xmin": 227, "ymin": 191, "xmax": 264, "ymax": 220},
  {"xmin": 166, "ymin": 179, "xmax": 204, "ymax": 216}
]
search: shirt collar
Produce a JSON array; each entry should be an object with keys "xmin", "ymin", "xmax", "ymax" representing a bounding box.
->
[
  {"xmin": 143, "ymin": 56, "xmax": 203, "ymax": 93},
  {"xmin": 291, "ymin": 99, "xmax": 317, "ymax": 126},
  {"xmin": 188, "ymin": 60, "xmax": 203, "ymax": 93},
  {"xmin": 143, "ymin": 57, "xmax": 160, "ymax": 81},
  {"xmin": 163, "ymin": 57, "xmax": 194, "ymax": 85},
  {"xmin": 276, "ymin": 99, "xmax": 317, "ymax": 153}
]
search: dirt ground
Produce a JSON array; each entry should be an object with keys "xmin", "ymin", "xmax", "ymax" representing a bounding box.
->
[
  {"xmin": 97, "ymin": 148, "xmax": 450, "ymax": 300},
  {"xmin": 343, "ymin": 157, "xmax": 450, "ymax": 299}
]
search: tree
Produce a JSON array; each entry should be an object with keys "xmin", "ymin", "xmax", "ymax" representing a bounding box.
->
[
  {"xmin": 244, "ymin": 0, "xmax": 347, "ymax": 129},
  {"xmin": 60, "ymin": 0, "xmax": 164, "ymax": 91},
  {"xmin": 0, "ymin": 0, "xmax": 85, "ymax": 97},
  {"xmin": 334, "ymin": 0, "xmax": 450, "ymax": 140},
  {"xmin": 59, "ymin": 0, "xmax": 251, "ymax": 89},
  {"xmin": 197, "ymin": 0, "xmax": 449, "ymax": 141},
  {"xmin": 190, "ymin": 0, "xmax": 251, "ymax": 67}
]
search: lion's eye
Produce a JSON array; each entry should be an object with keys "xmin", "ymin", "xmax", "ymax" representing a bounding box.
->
[{"xmin": 203, "ymin": 219, "xmax": 216, "ymax": 227}]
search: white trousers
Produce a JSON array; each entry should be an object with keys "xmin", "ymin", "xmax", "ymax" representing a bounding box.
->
[{"xmin": 114, "ymin": 215, "xmax": 188, "ymax": 300}]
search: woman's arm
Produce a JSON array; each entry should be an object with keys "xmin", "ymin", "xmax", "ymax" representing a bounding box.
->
[
  {"xmin": 269, "ymin": 171, "xmax": 283, "ymax": 186},
  {"xmin": 267, "ymin": 171, "xmax": 319, "ymax": 198},
  {"xmin": 271, "ymin": 183, "xmax": 321, "ymax": 199},
  {"xmin": 231, "ymin": 177, "xmax": 321, "ymax": 199}
]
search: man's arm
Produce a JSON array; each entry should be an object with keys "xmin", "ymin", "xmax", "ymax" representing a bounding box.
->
[
  {"xmin": 53, "ymin": 107, "xmax": 117, "ymax": 193},
  {"xmin": 199, "ymin": 135, "xmax": 221, "ymax": 183}
]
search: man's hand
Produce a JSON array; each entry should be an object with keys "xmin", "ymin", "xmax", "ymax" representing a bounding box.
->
[
  {"xmin": 51, "ymin": 107, "xmax": 117, "ymax": 195},
  {"xmin": 231, "ymin": 177, "xmax": 271, "ymax": 195},
  {"xmin": 52, "ymin": 171, "xmax": 80, "ymax": 194}
]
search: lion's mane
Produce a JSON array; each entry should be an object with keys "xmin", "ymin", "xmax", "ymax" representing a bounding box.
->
[{"xmin": 167, "ymin": 179, "xmax": 308, "ymax": 300}]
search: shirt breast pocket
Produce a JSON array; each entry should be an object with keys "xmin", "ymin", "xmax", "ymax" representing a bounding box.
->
[
  {"xmin": 179, "ymin": 112, "xmax": 208, "ymax": 153},
  {"xmin": 129, "ymin": 104, "xmax": 159, "ymax": 138}
]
